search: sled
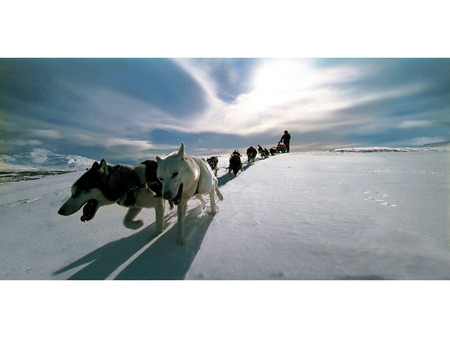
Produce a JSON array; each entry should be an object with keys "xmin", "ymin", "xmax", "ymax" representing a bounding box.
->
[{"xmin": 276, "ymin": 142, "xmax": 287, "ymax": 153}]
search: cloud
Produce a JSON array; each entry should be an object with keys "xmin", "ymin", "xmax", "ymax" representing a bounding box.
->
[
  {"xmin": 101, "ymin": 137, "xmax": 179, "ymax": 162},
  {"xmin": 171, "ymin": 59, "xmax": 450, "ymax": 153},
  {"xmin": 30, "ymin": 148, "xmax": 53, "ymax": 164},
  {"xmin": 394, "ymin": 137, "xmax": 447, "ymax": 147},
  {"xmin": 31, "ymin": 129, "xmax": 62, "ymax": 139},
  {"xmin": 175, "ymin": 59, "xmax": 366, "ymax": 135},
  {"xmin": 103, "ymin": 138, "xmax": 155, "ymax": 152},
  {"xmin": 1, "ymin": 58, "xmax": 449, "ymax": 163},
  {"xmin": 9, "ymin": 139, "xmax": 42, "ymax": 147},
  {"xmin": 398, "ymin": 120, "xmax": 433, "ymax": 129}
]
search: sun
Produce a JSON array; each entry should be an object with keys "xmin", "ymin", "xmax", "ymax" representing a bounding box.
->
[{"xmin": 251, "ymin": 59, "xmax": 319, "ymax": 94}]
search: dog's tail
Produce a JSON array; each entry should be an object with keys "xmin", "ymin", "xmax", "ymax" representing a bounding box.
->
[{"xmin": 215, "ymin": 185, "xmax": 224, "ymax": 201}]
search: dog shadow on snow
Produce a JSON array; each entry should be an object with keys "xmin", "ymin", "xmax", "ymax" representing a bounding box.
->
[
  {"xmin": 217, "ymin": 160, "xmax": 254, "ymax": 187},
  {"xmin": 53, "ymin": 161, "xmax": 254, "ymax": 280},
  {"xmin": 53, "ymin": 204, "xmax": 214, "ymax": 280}
]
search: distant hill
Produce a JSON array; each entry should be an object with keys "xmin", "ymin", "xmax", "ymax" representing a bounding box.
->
[
  {"xmin": 332, "ymin": 147, "xmax": 421, "ymax": 153},
  {"xmin": 332, "ymin": 144, "xmax": 449, "ymax": 153},
  {"xmin": 0, "ymin": 152, "xmax": 97, "ymax": 171},
  {"xmin": 422, "ymin": 141, "xmax": 450, "ymax": 147}
]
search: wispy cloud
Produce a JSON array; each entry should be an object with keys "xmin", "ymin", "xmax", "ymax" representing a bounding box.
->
[
  {"xmin": 398, "ymin": 120, "xmax": 433, "ymax": 129},
  {"xmin": 31, "ymin": 129, "xmax": 62, "ymax": 139},
  {"xmin": 1, "ymin": 58, "xmax": 449, "ymax": 163},
  {"xmin": 101, "ymin": 137, "xmax": 179, "ymax": 162},
  {"xmin": 174, "ymin": 59, "xmax": 383, "ymax": 135}
]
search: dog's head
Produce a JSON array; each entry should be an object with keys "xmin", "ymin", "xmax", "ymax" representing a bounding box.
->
[
  {"xmin": 58, "ymin": 159, "xmax": 115, "ymax": 222},
  {"xmin": 206, "ymin": 156, "xmax": 218, "ymax": 169},
  {"xmin": 156, "ymin": 143, "xmax": 189, "ymax": 208}
]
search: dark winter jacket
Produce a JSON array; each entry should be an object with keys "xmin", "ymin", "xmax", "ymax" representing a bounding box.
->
[{"xmin": 280, "ymin": 133, "xmax": 291, "ymax": 145}]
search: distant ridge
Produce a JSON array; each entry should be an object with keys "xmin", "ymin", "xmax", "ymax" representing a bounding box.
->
[
  {"xmin": 0, "ymin": 152, "xmax": 97, "ymax": 171},
  {"xmin": 331, "ymin": 145, "xmax": 448, "ymax": 153},
  {"xmin": 422, "ymin": 141, "xmax": 450, "ymax": 147}
]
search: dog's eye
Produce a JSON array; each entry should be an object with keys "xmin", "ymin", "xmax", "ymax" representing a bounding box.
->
[{"xmin": 172, "ymin": 172, "xmax": 178, "ymax": 178}]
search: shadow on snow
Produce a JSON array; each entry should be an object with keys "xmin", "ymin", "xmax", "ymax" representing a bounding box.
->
[
  {"xmin": 217, "ymin": 158, "xmax": 258, "ymax": 187},
  {"xmin": 53, "ymin": 204, "xmax": 214, "ymax": 280},
  {"xmin": 53, "ymin": 156, "xmax": 262, "ymax": 280}
]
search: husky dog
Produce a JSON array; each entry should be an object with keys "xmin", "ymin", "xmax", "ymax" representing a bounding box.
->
[
  {"xmin": 257, "ymin": 145, "xmax": 270, "ymax": 159},
  {"xmin": 156, "ymin": 143, "xmax": 223, "ymax": 245},
  {"xmin": 229, "ymin": 151, "xmax": 243, "ymax": 177},
  {"xmin": 206, "ymin": 156, "xmax": 219, "ymax": 176},
  {"xmin": 246, "ymin": 146, "xmax": 257, "ymax": 164},
  {"xmin": 58, "ymin": 159, "xmax": 165, "ymax": 233}
]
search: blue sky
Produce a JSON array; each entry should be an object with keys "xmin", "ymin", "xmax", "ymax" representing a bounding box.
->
[{"xmin": 1, "ymin": 58, "xmax": 449, "ymax": 164}]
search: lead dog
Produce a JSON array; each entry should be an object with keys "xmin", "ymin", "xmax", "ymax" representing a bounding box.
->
[
  {"xmin": 58, "ymin": 159, "xmax": 165, "ymax": 233},
  {"xmin": 156, "ymin": 143, "xmax": 223, "ymax": 245}
]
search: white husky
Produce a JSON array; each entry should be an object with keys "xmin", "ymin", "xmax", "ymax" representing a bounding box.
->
[{"xmin": 156, "ymin": 143, "xmax": 223, "ymax": 245}]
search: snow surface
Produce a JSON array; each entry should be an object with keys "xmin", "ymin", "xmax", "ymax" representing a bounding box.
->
[{"xmin": 0, "ymin": 149, "xmax": 449, "ymax": 280}]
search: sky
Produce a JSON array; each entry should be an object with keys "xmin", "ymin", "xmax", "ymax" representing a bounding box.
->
[{"xmin": 1, "ymin": 58, "xmax": 449, "ymax": 164}]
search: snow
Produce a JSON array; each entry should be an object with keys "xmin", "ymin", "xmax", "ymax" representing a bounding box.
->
[
  {"xmin": 187, "ymin": 150, "xmax": 450, "ymax": 279},
  {"xmin": 1, "ymin": 148, "xmax": 448, "ymax": 280},
  {"xmin": 1, "ymin": 148, "xmax": 449, "ymax": 337}
]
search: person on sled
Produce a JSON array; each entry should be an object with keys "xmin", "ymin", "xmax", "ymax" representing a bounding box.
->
[{"xmin": 279, "ymin": 130, "xmax": 291, "ymax": 152}]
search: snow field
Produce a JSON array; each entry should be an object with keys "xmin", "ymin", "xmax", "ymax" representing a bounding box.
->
[
  {"xmin": 187, "ymin": 151, "xmax": 450, "ymax": 279},
  {"xmin": 0, "ymin": 150, "xmax": 449, "ymax": 280},
  {"xmin": 1, "ymin": 149, "xmax": 449, "ymax": 338}
]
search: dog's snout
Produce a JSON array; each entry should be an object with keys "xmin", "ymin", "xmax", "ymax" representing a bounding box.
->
[
  {"xmin": 163, "ymin": 192, "xmax": 172, "ymax": 200},
  {"xmin": 58, "ymin": 206, "xmax": 67, "ymax": 215}
]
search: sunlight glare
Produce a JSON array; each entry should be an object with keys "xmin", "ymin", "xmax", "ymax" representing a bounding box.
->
[{"xmin": 252, "ymin": 59, "xmax": 321, "ymax": 94}]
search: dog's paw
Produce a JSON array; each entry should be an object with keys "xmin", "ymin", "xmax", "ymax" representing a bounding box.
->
[{"xmin": 123, "ymin": 219, "xmax": 144, "ymax": 230}]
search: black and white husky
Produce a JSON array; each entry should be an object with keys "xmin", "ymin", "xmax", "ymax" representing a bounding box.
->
[{"xmin": 58, "ymin": 159, "xmax": 165, "ymax": 233}]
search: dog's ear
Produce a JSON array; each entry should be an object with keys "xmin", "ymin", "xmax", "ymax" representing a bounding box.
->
[
  {"xmin": 155, "ymin": 156, "xmax": 162, "ymax": 164},
  {"xmin": 91, "ymin": 161, "xmax": 100, "ymax": 170},
  {"xmin": 177, "ymin": 142, "xmax": 185, "ymax": 159},
  {"xmin": 99, "ymin": 159, "xmax": 109, "ymax": 175}
]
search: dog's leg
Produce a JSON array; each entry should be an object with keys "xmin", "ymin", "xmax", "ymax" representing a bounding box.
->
[
  {"xmin": 176, "ymin": 199, "xmax": 188, "ymax": 245},
  {"xmin": 215, "ymin": 185, "xmax": 223, "ymax": 201},
  {"xmin": 123, "ymin": 207, "xmax": 144, "ymax": 229},
  {"xmin": 155, "ymin": 198, "xmax": 164, "ymax": 234},
  {"xmin": 209, "ymin": 189, "xmax": 217, "ymax": 215},
  {"xmin": 196, "ymin": 194, "xmax": 206, "ymax": 206}
]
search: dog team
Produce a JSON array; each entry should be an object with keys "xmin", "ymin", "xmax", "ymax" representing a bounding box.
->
[{"xmin": 59, "ymin": 135, "xmax": 289, "ymax": 245}]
